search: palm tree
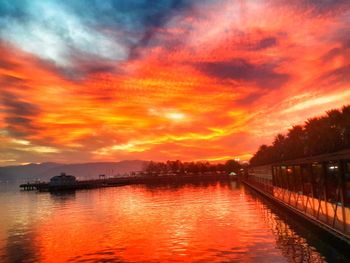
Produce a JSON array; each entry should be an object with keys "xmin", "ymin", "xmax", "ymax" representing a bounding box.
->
[
  {"xmin": 326, "ymin": 109, "xmax": 343, "ymax": 152},
  {"xmin": 250, "ymin": 104, "xmax": 350, "ymax": 166},
  {"xmin": 341, "ymin": 105, "xmax": 350, "ymax": 148},
  {"xmin": 273, "ymin": 133, "xmax": 286, "ymax": 161},
  {"xmin": 285, "ymin": 125, "xmax": 305, "ymax": 159},
  {"xmin": 304, "ymin": 117, "xmax": 323, "ymax": 156}
]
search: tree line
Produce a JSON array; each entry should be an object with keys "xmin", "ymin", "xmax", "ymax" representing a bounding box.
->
[
  {"xmin": 143, "ymin": 159, "xmax": 241, "ymax": 175},
  {"xmin": 250, "ymin": 105, "xmax": 350, "ymax": 166}
]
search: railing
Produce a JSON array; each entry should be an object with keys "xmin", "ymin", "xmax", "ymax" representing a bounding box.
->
[
  {"xmin": 272, "ymin": 186, "xmax": 350, "ymax": 236},
  {"xmin": 244, "ymin": 175, "xmax": 350, "ymax": 240}
]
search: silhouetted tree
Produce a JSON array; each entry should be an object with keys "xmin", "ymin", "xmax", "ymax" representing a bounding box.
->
[
  {"xmin": 342, "ymin": 105, "xmax": 350, "ymax": 148},
  {"xmin": 285, "ymin": 125, "xmax": 305, "ymax": 159},
  {"xmin": 143, "ymin": 160, "xmax": 241, "ymax": 175},
  {"xmin": 250, "ymin": 104, "xmax": 350, "ymax": 166},
  {"xmin": 224, "ymin": 160, "xmax": 241, "ymax": 173}
]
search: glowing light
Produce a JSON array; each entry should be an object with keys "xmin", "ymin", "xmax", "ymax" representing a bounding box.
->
[
  {"xmin": 25, "ymin": 146, "xmax": 61, "ymax": 154},
  {"xmin": 165, "ymin": 112, "xmax": 185, "ymax": 121},
  {"xmin": 12, "ymin": 139, "xmax": 31, "ymax": 145},
  {"xmin": 328, "ymin": 165, "xmax": 338, "ymax": 170}
]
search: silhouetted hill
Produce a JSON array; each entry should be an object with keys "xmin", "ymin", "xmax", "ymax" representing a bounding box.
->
[
  {"xmin": 0, "ymin": 160, "xmax": 147, "ymax": 182},
  {"xmin": 0, "ymin": 162, "xmax": 61, "ymax": 182}
]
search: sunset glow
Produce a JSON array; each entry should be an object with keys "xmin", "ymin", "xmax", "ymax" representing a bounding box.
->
[{"xmin": 1, "ymin": 0, "xmax": 350, "ymax": 165}]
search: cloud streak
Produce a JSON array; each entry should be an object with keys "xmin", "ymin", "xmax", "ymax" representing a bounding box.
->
[{"xmin": 198, "ymin": 59, "xmax": 289, "ymax": 89}]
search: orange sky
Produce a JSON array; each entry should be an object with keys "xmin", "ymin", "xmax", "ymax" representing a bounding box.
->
[{"xmin": 1, "ymin": 0, "xmax": 350, "ymax": 165}]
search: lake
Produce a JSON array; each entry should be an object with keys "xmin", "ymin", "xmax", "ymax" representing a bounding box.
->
[{"xmin": 0, "ymin": 180, "xmax": 348, "ymax": 262}]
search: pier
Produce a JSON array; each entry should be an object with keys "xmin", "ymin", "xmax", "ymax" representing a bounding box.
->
[
  {"xmin": 20, "ymin": 172, "xmax": 232, "ymax": 192},
  {"xmin": 20, "ymin": 182, "xmax": 48, "ymax": 191}
]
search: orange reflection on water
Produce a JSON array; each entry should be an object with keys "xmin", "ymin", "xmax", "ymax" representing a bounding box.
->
[{"xmin": 2, "ymin": 182, "xmax": 337, "ymax": 262}]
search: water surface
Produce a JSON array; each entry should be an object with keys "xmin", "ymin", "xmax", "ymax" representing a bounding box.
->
[{"xmin": 0, "ymin": 181, "xmax": 347, "ymax": 262}]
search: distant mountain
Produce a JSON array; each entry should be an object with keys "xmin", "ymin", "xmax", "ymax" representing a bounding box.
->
[
  {"xmin": 0, "ymin": 160, "xmax": 147, "ymax": 182},
  {"xmin": 0, "ymin": 162, "xmax": 61, "ymax": 182}
]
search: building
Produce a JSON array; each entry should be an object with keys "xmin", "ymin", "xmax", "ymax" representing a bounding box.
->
[{"xmin": 49, "ymin": 173, "xmax": 77, "ymax": 186}]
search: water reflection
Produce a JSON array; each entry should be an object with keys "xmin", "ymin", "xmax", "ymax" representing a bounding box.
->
[
  {"xmin": 142, "ymin": 178, "xmax": 231, "ymax": 191},
  {"xmin": 68, "ymin": 248, "xmax": 125, "ymax": 263},
  {"xmin": 2, "ymin": 223, "xmax": 39, "ymax": 263},
  {"xmin": 0, "ymin": 181, "xmax": 348, "ymax": 262},
  {"xmin": 246, "ymin": 188, "xmax": 349, "ymax": 263},
  {"xmin": 49, "ymin": 191, "xmax": 76, "ymax": 202}
]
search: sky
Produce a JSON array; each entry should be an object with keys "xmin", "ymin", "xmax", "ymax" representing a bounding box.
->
[{"xmin": 0, "ymin": 0, "xmax": 350, "ymax": 166}]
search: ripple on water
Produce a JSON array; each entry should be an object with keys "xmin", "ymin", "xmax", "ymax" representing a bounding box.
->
[{"xmin": 0, "ymin": 182, "xmax": 347, "ymax": 262}]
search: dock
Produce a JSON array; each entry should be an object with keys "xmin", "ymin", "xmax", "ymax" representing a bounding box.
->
[{"xmin": 20, "ymin": 173, "xmax": 232, "ymax": 192}]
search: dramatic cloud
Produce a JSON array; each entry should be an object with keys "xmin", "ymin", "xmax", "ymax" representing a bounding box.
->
[
  {"xmin": 252, "ymin": 37, "xmax": 278, "ymax": 50},
  {"xmin": 198, "ymin": 59, "xmax": 289, "ymax": 89},
  {"xmin": 0, "ymin": 0, "xmax": 350, "ymax": 165},
  {"xmin": 1, "ymin": 91, "xmax": 41, "ymax": 137}
]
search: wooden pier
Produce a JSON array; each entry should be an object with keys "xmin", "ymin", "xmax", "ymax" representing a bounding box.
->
[{"xmin": 20, "ymin": 173, "xmax": 232, "ymax": 192}]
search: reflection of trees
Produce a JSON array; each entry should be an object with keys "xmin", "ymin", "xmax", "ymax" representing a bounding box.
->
[
  {"xmin": 1, "ymin": 223, "xmax": 39, "ymax": 263},
  {"xmin": 143, "ymin": 180, "xmax": 233, "ymax": 192},
  {"xmin": 250, "ymin": 105, "xmax": 350, "ymax": 165},
  {"xmin": 246, "ymin": 188, "xmax": 349, "ymax": 263}
]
